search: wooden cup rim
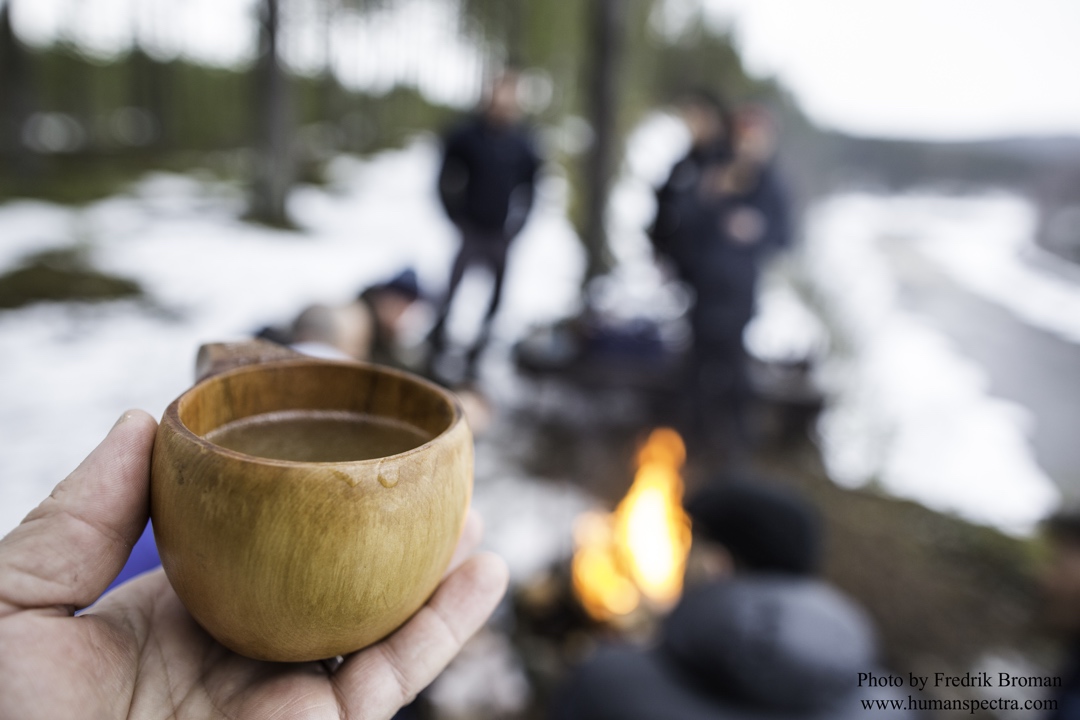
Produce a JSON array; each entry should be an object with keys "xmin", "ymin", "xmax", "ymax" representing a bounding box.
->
[{"xmin": 163, "ymin": 357, "xmax": 466, "ymax": 469}]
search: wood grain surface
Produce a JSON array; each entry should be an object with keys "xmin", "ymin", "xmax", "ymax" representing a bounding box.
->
[{"xmin": 150, "ymin": 351, "xmax": 472, "ymax": 662}]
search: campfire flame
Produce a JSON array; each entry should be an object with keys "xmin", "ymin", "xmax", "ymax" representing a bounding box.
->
[{"xmin": 572, "ymin": 428, "xmax": 692, "ymax": 620}]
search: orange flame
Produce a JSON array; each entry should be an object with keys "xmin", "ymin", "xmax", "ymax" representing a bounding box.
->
[{"xmin": 572, "ymin": 428, "xmax": 692, "ymax": 620}]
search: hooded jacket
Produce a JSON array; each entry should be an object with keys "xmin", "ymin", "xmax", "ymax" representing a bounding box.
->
[{"xmin": 553, "ymin": 577, "xmax": 915, "ymax": 719}]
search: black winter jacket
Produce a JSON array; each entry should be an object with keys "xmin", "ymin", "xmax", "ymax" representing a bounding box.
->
[{"xmin": 438, "ymin": 114, "xmax": 541, "ymax": 236}]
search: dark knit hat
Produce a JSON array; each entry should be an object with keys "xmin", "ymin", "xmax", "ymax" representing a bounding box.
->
[
  {"xmin": 684, "ymin": 480, "xmax": 822, "ymax": 576},
  {"xmin": 361, "ymin": 268, "xmax": 421, "ymax": 303}
]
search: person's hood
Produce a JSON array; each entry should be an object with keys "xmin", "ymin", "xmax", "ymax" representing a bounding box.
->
[{"xmin": 662, "ymin": 576, "xmax": 878, "ymax": 713}]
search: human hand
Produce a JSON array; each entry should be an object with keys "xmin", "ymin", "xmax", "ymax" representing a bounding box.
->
[
  {"xmin": 726, "ymin": 206, "xmax": 767, "ymax": 245},
  {"xmin": 0, "ymin": 410, "xmax": 508, "ymax": 720}
]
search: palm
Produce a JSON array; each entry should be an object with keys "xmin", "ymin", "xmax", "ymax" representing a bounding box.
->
[{"xmin": 113, "ymin": 572, "xmax": 341, "ymax": 719}]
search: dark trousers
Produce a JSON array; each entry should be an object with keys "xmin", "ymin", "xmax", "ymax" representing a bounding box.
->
[
  {"xmin": 683, "ymin": 306, "xmax": 753, "ymax": 463},
  {"xmin": 429, "ymin": 225, "xmax": 511, "ymax": 363}
]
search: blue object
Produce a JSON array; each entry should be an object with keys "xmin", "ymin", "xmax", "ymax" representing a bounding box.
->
[{"xmin": 104, "ymin": 520, "xmax": 161, "ymax": 595}]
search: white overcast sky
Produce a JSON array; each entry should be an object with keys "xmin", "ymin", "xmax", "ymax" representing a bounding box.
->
[
  {"xmin": 699, "ymin": 0, "xmax": 1080, "ymax": 139},
  {"xmin": 9, "ymin": 0, "xmax": 1080, "ymax": 140}
]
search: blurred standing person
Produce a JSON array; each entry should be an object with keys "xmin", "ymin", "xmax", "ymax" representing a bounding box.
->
[
  {"xmin": 648, "ymin": 91, "xmax": 735, "ymax": 453},
  {"xmin": 428, "ymin": 71, "xmax": 542, "ymax": 379},
  {"xmin": 690, "ymin": 104, "xmax": 791, "ymax": 455},
  {"xmin": 652, "ymin": 97, "xmax": 792, "ymax": 460},
  {"xmin": 649, "ymin": 90, "xmax": 733, "ymax": 283}
]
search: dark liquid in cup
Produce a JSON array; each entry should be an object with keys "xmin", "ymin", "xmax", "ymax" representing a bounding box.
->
[{"xmin": 205, "ymin": 410, "xmax": 432, "ymax": 462}]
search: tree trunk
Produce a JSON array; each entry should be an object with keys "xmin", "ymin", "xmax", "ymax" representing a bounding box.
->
[
  {"xmin": 580, "ymin": 0, "xmax": 624, "ymax": 282},
  {"xmin": 0, "ymin": 3, "xmax": 41, "ymax": 180},
  {"xmin": 250, "ymin": 0, "xmax": 294, "ymax": 227},
  {"xmin": 319, "ymin": 0, "xmax": 341, "ymax": 131},
  {"xmin": 505, "ymin": 0, "xmax": 524, "ymax": 67},
  {"xmin": 129, "ymin": 43, "xmax": 169, "ymax": 150}
]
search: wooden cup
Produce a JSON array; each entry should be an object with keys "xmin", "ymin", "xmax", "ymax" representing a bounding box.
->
[{"xmin": 150, "ymin": 341, "xmax": 472, "ymax": 662}]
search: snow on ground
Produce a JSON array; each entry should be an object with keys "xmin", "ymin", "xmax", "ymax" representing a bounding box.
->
[
  {"xmin": 859, "ymin": 191, "xmax": 1080, "ymax": 346},
  {"xmin": 0, "ymin": 137, "xmax": 584, "ymax": 537},
  {"xmin": 806, "ymin": 194, "xmax": 1061, "ymax": 534}
]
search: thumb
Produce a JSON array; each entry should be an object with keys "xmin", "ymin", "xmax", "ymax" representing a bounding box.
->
[{"xmin": 0, "ymin": 410, "xmax": 157, "ymax": 615}]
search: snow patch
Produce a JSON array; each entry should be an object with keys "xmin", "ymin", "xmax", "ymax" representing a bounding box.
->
[{"xmin": 806, "ymin": 195, "xmax": 1060, "ymax": 534}]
